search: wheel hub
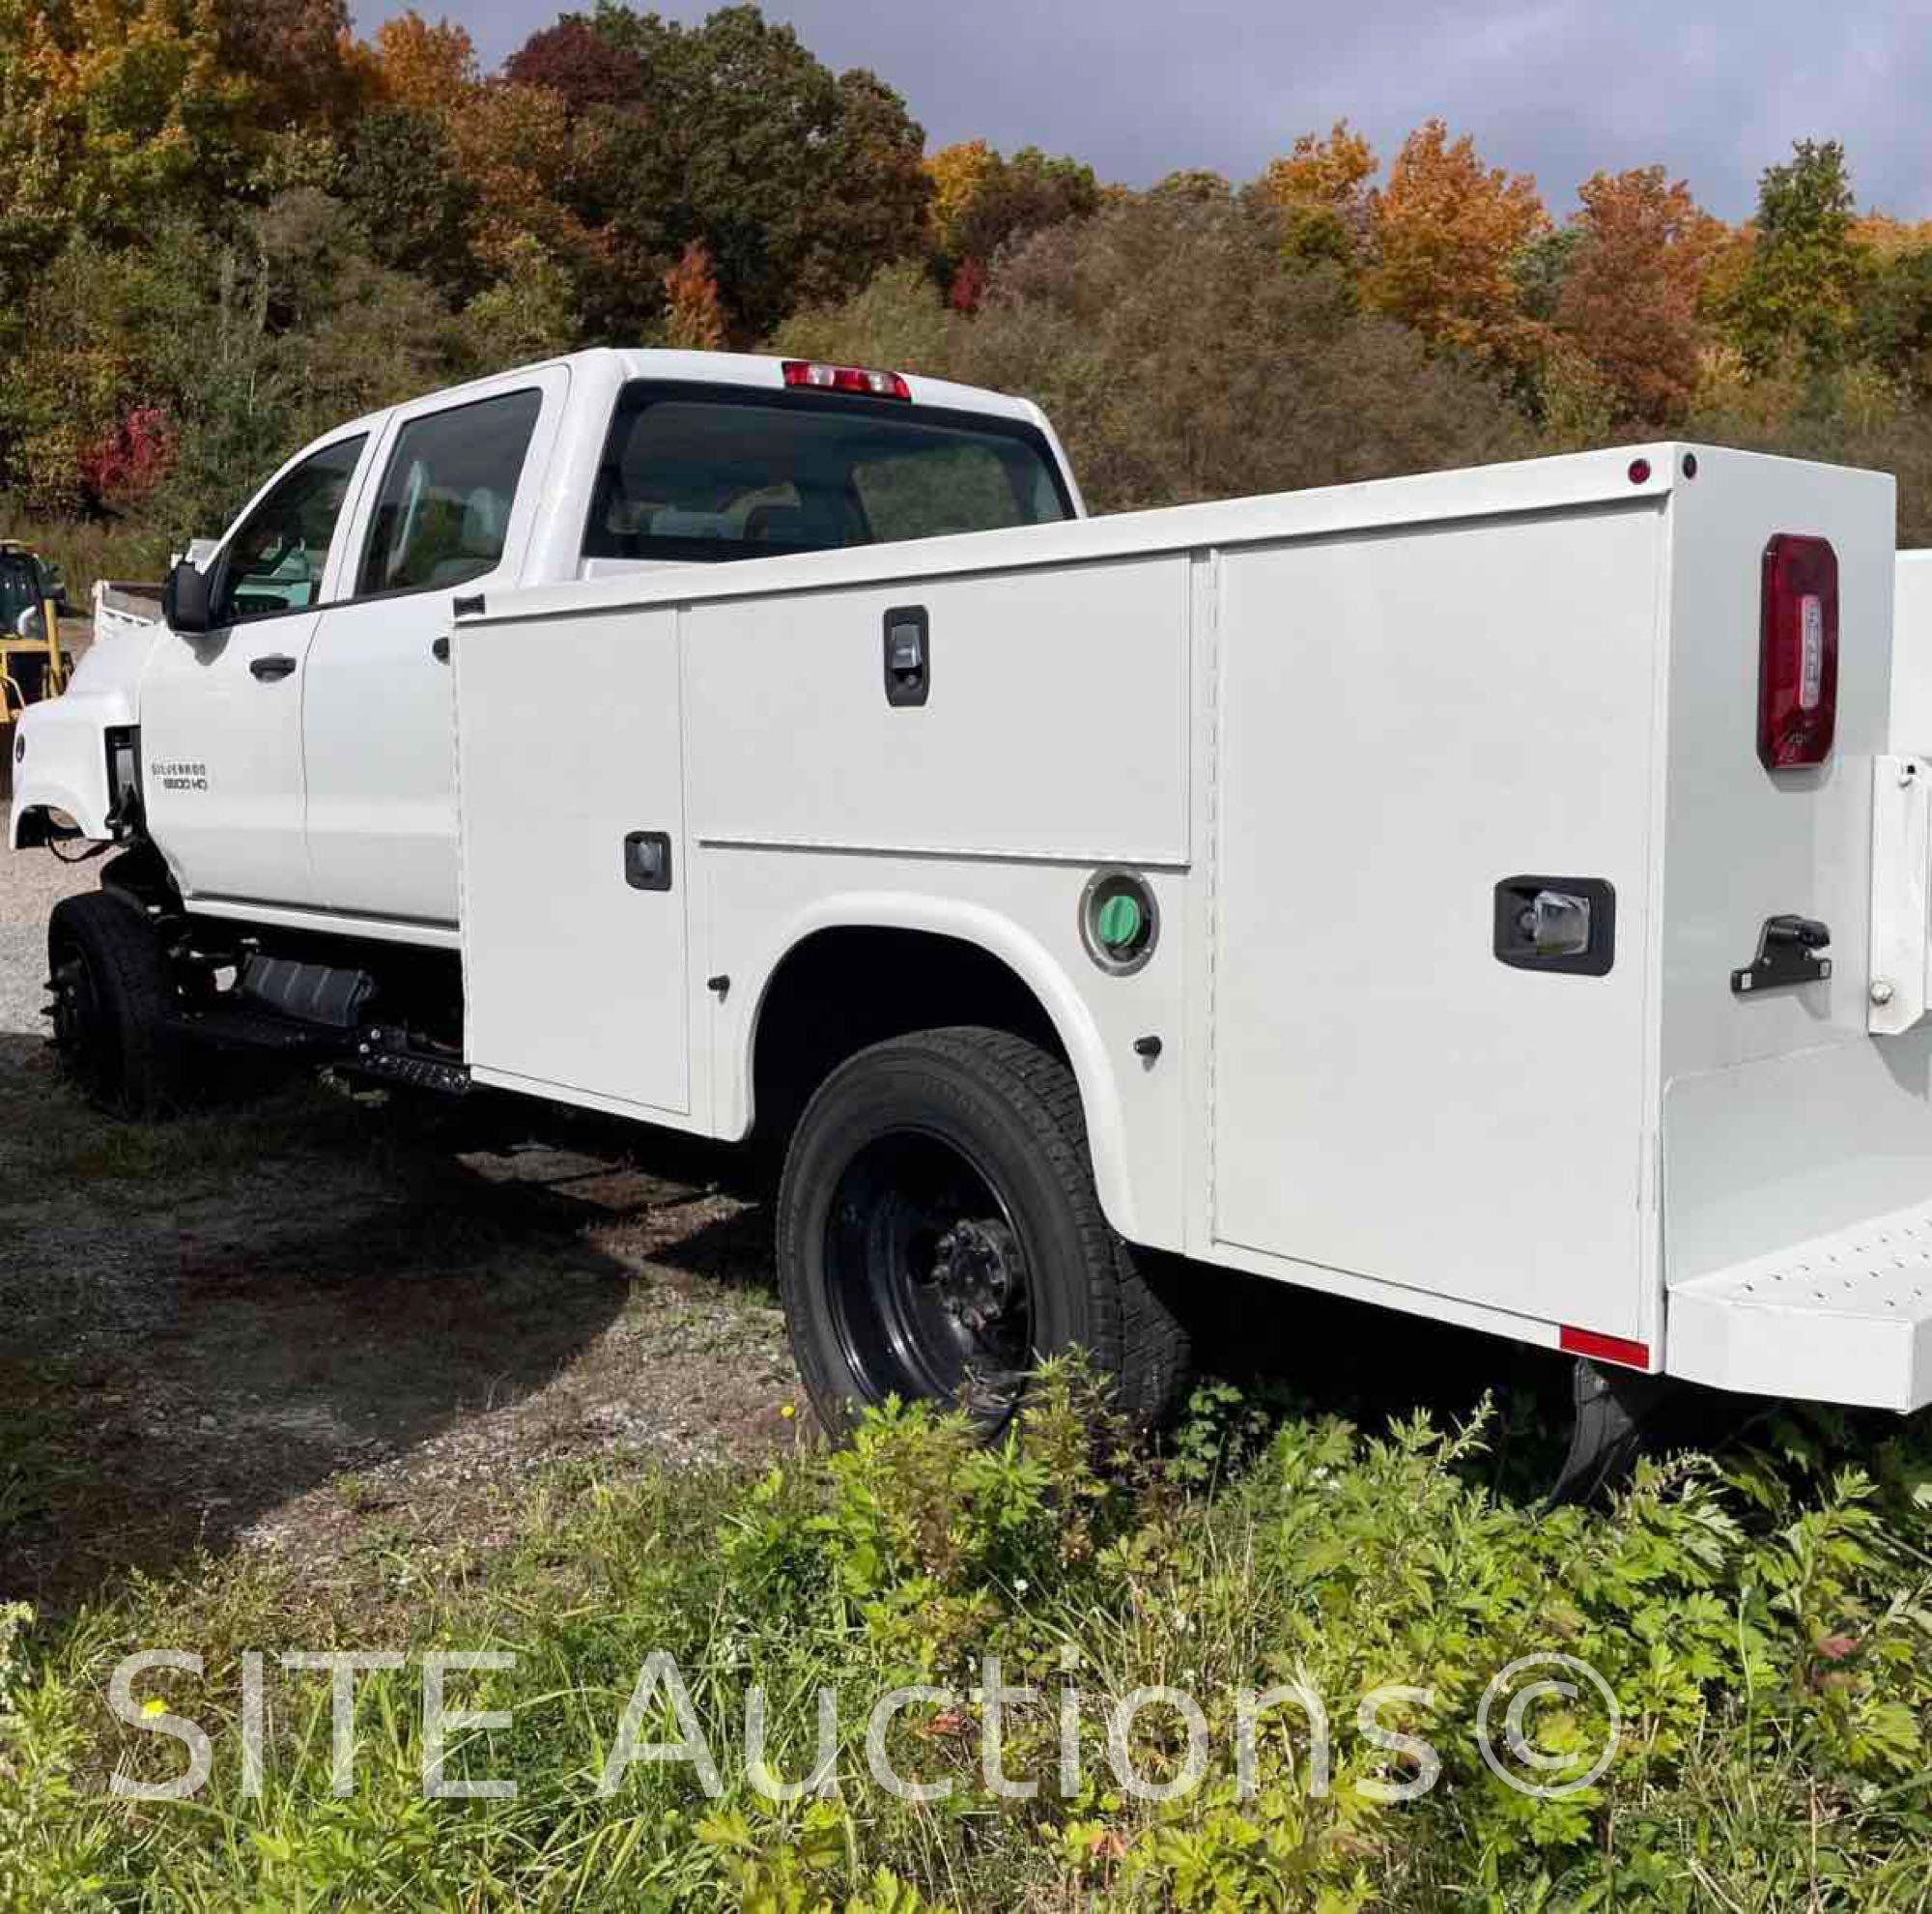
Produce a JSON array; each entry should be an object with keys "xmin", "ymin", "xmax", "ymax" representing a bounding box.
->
[
  {"xmin": 927, "ymin": 1216, "xmax": 1023, "ymax": 1334},
  {"xmin": 47, "ymin": 956, "xmax": 87, "ymax": 1060}
]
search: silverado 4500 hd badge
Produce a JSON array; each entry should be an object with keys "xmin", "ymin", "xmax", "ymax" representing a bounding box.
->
[{"xmin": 150, "ymin": 758, "xmax": 209, "ymax": 792}]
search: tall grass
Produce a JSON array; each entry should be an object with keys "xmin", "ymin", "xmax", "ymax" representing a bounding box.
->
[{"xmin": 5, "ymin": 1367, "xmax": 1932, "ymax": 1909}]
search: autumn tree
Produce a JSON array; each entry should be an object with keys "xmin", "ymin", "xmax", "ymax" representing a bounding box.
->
[
  {"xmin": 663, "ymin": 240, "xmax": 726, "ymax": 348},
  {"xmin": 504, "ymin": 14, "xmax": 645, "ymax": 112},
  {"xmin": 213, "ymin": 0, "xmax": 357, "ymax": 129},
  {"xmin": 1259, "ymin": 121, "xmax": 1378, "ymax": 270},
  {"xmin": 936, "ymin": 145, "xmax": 1101, "ymax": 288},
  {"xmin": 0, "ymin": 0, "xmax": 257, "ymax": 249},
  {"xmin": 926, "ymin": 140, "xmax": 996, "ymax": 256},
  {"xmin": 1365, "ymin": 120, "xmax": 1548, "ymax": 374},
  {"xmin": 364, "ymin": 10, "xmax": 478, "ymax": 114},
  {"xmin": 1556, "ymin": 167, "xmax": 1721, "ymax": 426}
]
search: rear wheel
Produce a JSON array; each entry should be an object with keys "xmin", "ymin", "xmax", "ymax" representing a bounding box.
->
[
  {"xmin": 777, "ymin": 1026, "xmax": 1189, "ymax": 1434},
  {"xmin": 47, "ymin": 891, "xmax": 181, "ymax": 1116}
]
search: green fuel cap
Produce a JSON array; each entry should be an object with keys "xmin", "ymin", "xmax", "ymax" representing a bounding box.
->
[{"xmin": 1094, "ymin": 893, "xmax": 1145, "ymax": 951}]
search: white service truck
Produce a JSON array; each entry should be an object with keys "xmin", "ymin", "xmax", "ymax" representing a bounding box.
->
[{"xmin": 14, "ymin": 347, "xmax": 1932, "ymax": 1490}]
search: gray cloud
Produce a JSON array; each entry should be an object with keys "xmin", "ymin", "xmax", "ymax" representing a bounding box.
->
[{"xmin": 366, "ymin": 0, "xmax": 1932, "ymax": 219}]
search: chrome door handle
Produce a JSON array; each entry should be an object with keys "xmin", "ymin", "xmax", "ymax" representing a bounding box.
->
[{"xmin": 249, "ymin": 654, "xmax": 297, "ymax": 682}]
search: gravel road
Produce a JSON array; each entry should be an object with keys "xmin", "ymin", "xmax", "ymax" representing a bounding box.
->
[{"xmin": 0, "ymin": 836, "xmax": 94, "ymax": 1034}]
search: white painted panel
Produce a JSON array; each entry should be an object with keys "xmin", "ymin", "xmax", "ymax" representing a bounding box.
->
[
  {"xmin": 304, "ymin": 365, "xmax": 571, "ymax": 925},
  {"xmin": 1657, "ymin": 453, "xmax": 1929, "ymax": 1293},
  {"xmin": 703, "ymin": 848, "xmax": 1190, "ymax": 1247},
  {"xmin": 1892, "ymin": 551, "xmax": 1932, "ymax": 757},
  {"xmin": 1210, "ymin": 508, "xmax": 1662, "ymax": 1337},
  {"xmin": 457, "ymin": 607, "xmax": 689, "ymax": 1116},
  {"xmin": 686, "ymin": 556, "xmax": 1190, "ymax": 864},
  {"xmin": 139, "ymin": 612, "xmax": 323, "ymax": 904},
  {"xmin": 1663, "ymin": 1032, "xmax": 1932, "ymax": 1286},
  {"xmin": 1658, "ymin": 450, "xmax": 1894, "ymax": 1085}
]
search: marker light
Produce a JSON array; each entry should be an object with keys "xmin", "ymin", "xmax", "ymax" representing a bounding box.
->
[
  {"xmin": 781, "ymin": 360, "xmax": 912, "ymax": 400},
  {"xmin": 1758, "ymin": 534, "xmax": 1839, "ymax": 771}
]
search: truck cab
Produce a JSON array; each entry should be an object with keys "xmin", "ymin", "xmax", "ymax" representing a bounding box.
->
[{"xmin": 11, "ymin": 348, "xmax": 1081, "ymax": 935}]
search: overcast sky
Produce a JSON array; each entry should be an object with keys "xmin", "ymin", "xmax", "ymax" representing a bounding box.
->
[{"xmin": 364, "ymin": 0, "xmax": 1932, "ymax": 221}]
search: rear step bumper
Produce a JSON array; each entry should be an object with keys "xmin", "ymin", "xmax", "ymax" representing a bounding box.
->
[{"xmin": 1669, "ymin": 1199, "xmax": 1932, "ymax": 1412}]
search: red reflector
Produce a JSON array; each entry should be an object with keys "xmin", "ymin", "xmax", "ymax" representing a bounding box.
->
[
  {"xmin": 781, "ymin": 359, "xmax": 911, "ymax": 401},
  {"xmin": 1559, "ymin": 1326, "xmax": 1651, "ymax": 1370},
  {"xmin": 1759, "ymin": 533, "xmax": 1838, "ymax": 770},
  {"xmin": 1627, "ymin": 456, "xmax": 1651, "ymax": 484}
]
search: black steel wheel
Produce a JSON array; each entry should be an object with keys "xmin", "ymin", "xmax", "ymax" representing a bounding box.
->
[
  {"xmin": 46, "ymin": 890, "xmax": 180, "ymax": 1116},
  {"xmin": 777, "ymin": 1025, "xmax": 1189, "ymax": 1434},
  {"xmin": 823, "ymin": 1127, "xmax": 1038, "ymax": 1410}
]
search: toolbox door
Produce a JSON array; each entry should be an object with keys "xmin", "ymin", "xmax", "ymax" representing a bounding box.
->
[{"xmin": 456, "ymin": 605, "xmax": 690, "ymax": 1119}]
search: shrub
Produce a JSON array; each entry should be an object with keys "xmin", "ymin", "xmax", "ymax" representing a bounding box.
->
[{"xmin": 8, "ymin": 1370, "xmax": 1932, "ymax": 1908}]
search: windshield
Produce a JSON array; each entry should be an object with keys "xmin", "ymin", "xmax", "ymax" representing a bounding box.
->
[{"xmin": 582, "ymin": 383, "xmax": 1073, "ymax": 565}]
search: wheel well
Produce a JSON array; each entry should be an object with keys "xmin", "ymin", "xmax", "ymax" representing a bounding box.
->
[
  {"xmin": 10, "ymin": 805, "xmax": 54, "ymax": 849},
  {"xmin": 752, "ymin": 927, "xmax": 1065, "ymax": 1151}
]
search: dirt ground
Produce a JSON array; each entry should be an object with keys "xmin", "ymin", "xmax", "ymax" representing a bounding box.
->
[{"xmin": 0, "ymin": 832, "xmax": 800, "ymax": 1615}]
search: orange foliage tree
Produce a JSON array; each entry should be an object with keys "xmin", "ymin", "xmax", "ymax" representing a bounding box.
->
[
  {"xmin": 1259, "ymin": 121, "xmax": 1378, "ymax": 269},
  {"xmin": 1366, "ymin": 120, "xmax": 1548, "ymax": 373},
  {"xmin": 363, "ymin": 10, "xmax": 478, "ymax": 112},
  {"xmin": 664, "ymin": 239, "xmax": 726, "ymax": 349},
  {"xmin": 1556, "ymin": 167, "xmax": 1724, "ymax": 427}
]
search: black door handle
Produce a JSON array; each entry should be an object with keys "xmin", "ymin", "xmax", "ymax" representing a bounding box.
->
[
  {"xmin": 883, "ymin": 606, "xmax": 929, "ymax": 706},
  {"xmin": 432, "ymin": 636, "xmax": 450, "ymax": 664},
  {"xmin": 249, "ymin": 654, "xmax": 297, "ymax": 681}
]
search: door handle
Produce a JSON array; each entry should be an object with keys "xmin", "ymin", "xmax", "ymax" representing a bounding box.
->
[
  {"xmin": 883, "ymin": 606, "xmax": 929, "ymax": 707},
  {"xmin": 249, "ymin": 654, "xmax": 297, "ymax": 682},
  {"xmin": 432, "ymin": 636, "xmax": 450, "ymax": 664}
]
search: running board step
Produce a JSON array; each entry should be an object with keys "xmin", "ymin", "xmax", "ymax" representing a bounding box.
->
[
  {"xmin": 1669, "ymin": 1198, "xmax": 1932, "ymax": 1412},
  {"xmin": 239, "ymin": 955, "xmax": 375, "ymax": 1028}
]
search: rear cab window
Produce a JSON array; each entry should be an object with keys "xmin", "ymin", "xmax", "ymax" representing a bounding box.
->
[{"xmin": 582, "ymin": 383, "xmax": 1073, "ymax": 565}]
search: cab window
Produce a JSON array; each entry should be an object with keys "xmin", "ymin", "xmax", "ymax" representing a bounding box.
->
[
  {"xmin": 583, "ymin": 384, "xmax": 1073, "ymax": 564},
  {"xmin": 357, "ymin": 390, "xmax": 542, "ymax": 598},
  {"xmin": 214, "ymin": 435, "xmax": 367, "ymax": 624}
]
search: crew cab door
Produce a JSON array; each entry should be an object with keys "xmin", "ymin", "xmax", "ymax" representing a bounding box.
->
[
  {"xmin": 138, "ymin": 429, "xmax": 371, "ymax": 908},
  {"xmin": 302, "ymin": 368, "xmax": 567, "ymax": 927}
]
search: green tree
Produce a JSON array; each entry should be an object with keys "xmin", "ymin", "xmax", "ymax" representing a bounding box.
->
[
  {"xmin": 341, "ymin": 105, "xmax": 479, "ymax": 294},
  {"xmin": 552, "ymin": 3, "xmax": 929, "ymax": 341},
  {"xmin": 1725, "ymin": 138, "xmax": 1860, "ymax": 376}
]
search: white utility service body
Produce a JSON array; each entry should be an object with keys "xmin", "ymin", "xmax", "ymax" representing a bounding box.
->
[
  {"xmin": 14, "ymin": 345, "xmax": 1932, "ymax": 1426},
  {"xmin": 455, "ymin": 440, "xmax": 1932, "ymax": 1411}
]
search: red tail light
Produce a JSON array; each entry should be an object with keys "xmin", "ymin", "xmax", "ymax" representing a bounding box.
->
[
  {"xmin": 781, "ymin": 359, "xmax": 912, "ymax": 401},
  {"xmin": 1758, "ymin": 534, "xmax": 1838, "ymax": 770}
]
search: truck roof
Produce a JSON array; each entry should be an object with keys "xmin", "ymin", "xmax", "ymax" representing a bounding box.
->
[{"xmin": 337, "ymin": 347, "xmax": 1054, "ymax": 440}]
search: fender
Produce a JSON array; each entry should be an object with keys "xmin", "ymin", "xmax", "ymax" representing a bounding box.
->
[
  {"xmin": 8, "ymin": 620, "xmax": 157, "ymax": 847},
  {"xmin": 734, "ymin": 889, "xmax": 1145, "ymax": 1242}
]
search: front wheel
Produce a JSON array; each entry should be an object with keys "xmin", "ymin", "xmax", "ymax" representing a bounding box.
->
[
  {"xmin": 47, "ymin": 890, "xmax": 182, "ymax": 1116},
  {"xmin": 777, "ymin": 1026, "xmax": 1189, "ymax": 1435}
]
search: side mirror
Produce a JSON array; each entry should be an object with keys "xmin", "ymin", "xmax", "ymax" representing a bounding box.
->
[{"xmin": 163, "ymin": 557, "xmax": 214, "ymax": 635}]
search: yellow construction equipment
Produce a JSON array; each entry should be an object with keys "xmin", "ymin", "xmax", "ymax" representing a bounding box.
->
[{"xmin": 0, "ymin": 538, "xmax": 71, "ymax": 723}]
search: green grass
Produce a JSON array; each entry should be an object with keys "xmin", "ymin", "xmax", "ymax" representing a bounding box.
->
[{"xmin": 6, "ymin": 1366, "xmax": 1932, "ymax": 1910}]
